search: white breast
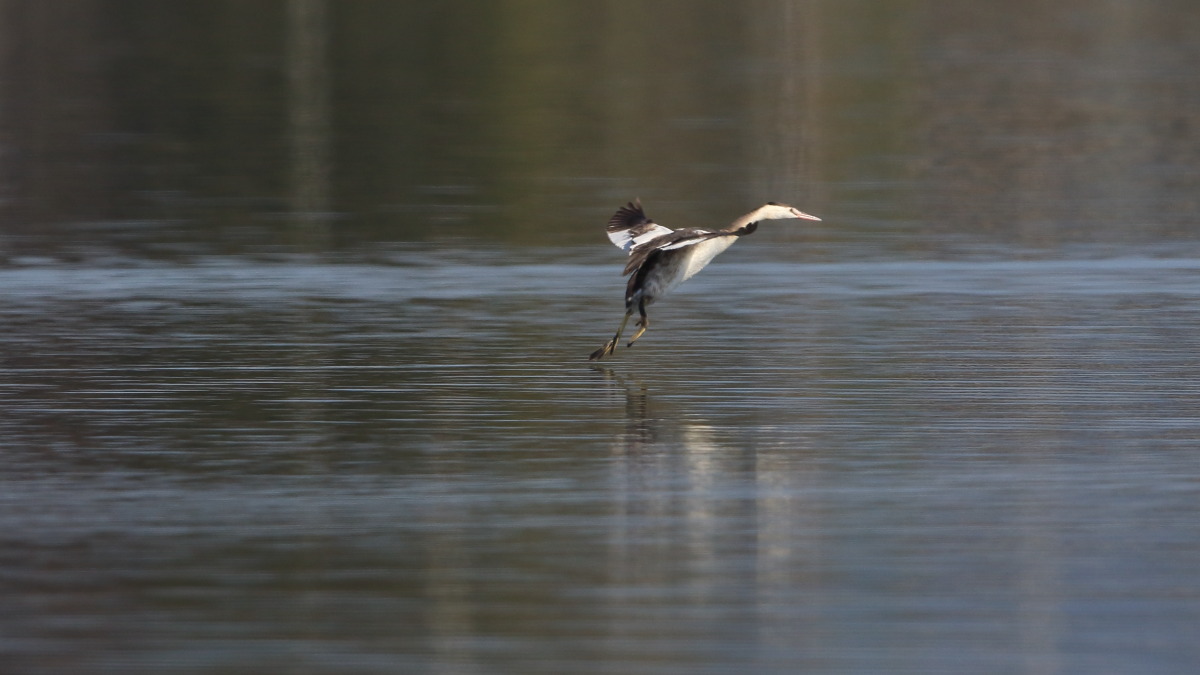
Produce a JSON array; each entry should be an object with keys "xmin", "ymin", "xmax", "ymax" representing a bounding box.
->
[
  {"xmin": 680, "ymin": 236, "xmax": 738, "ymax": 282},
  {"xmin": 642, "ymin": 236, "xmax": 738, "ymax": 301}
]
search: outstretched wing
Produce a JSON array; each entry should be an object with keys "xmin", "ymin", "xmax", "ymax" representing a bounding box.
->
[
  {"xmin": 622, "ymin": 228, "xmax": 723, "ymax": 276},
  {"xmin": 606, "ymin": 199, "xmax": 674, "ymax": 254}
]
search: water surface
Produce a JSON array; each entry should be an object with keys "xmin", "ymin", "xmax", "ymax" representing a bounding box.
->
[
  {"xmin": 4, "ymin": 252, "xmax": 1200, "ymax": 673},
  {"xmin": 3, "ymin": 1, "xmax": 1200, "ymax": 673}
]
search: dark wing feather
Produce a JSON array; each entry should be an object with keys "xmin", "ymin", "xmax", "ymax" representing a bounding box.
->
[
  {"xmin": 606, "ymin": 199, "xmax": 674, "ymax": 253},
  {"xmin": 622, "ymin": 228, "xmax": 722, "ymax": 276},
  {"xmin": 607, "ymin": 199, "xmax": 651, "ymax": 231}
]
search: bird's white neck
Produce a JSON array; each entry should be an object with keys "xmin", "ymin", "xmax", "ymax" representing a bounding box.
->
[{"xmin": 725, "ymin": 203, "xmax": 820, "ymax": 232}]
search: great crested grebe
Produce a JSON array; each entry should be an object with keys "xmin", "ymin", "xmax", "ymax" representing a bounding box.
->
[{"xmin": 589, "ymin": 199, "xmax": 821, "ymax": 361}]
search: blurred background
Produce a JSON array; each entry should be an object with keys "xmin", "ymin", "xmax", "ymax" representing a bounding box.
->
[
  {"xmin": 4, "ymin": 2, "xmax": 1200, "ymax": 674},
  {"xmin": 5, "ymin": 0, "xmax": 1198, "ymax": 258}
]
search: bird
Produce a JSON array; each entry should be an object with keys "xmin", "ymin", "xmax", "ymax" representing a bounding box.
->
[{"xmin": 588, "ymin": 199, "xmax": 821, "ymax": 360}]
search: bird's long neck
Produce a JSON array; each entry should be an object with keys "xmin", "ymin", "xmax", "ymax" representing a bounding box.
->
[
  {"xmin": 724, "ymin": 208, "xmax": 766, "ymax": 235},
  {"xmin": 725, "ymin": 211, "xmax": 757, "ymax": 232}
]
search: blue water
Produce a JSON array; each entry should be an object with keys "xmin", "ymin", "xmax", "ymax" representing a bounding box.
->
[{"xmin": 3, "ymin": 251, "xmax": 1199, "ymax": 673}]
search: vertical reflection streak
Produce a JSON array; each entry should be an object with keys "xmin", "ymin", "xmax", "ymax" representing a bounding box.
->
[
  {"xmin": 287, "ymin": 0, "xmax": 332, "ymax": 245},
  {"xmin": 747, "ymin": 0, "xmax": 825, "ymax": 202}
]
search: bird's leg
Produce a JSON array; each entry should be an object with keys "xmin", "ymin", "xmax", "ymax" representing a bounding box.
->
[
  {"xmin": 627, "ymin": 299, "xmax": 649, "ymax": 347},
  {"xmin": 589, "ymin": 310, "xmax": 631, "ymax": 361}
]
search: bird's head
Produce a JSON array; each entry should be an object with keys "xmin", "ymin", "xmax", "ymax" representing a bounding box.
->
[{"xmin": 759, "ymin": 201, "xmax": 821, "ymax": 222}]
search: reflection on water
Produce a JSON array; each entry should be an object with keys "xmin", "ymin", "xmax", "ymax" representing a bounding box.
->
[
  {"xmin": 5, "ymin": 0, "xmax": 1200, "ymax": 672},
  {"xmin": 3, "ymin": 254, "xmax": 1199, "ymax": 672},
  {"xmin": 4, "ymin": 1, "xmax": 1199, "ymax": 255}
]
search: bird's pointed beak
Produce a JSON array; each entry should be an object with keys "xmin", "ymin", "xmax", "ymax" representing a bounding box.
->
[{"xmin": 791, "ymin": 208, "xmax": 821, "ymax": 221}]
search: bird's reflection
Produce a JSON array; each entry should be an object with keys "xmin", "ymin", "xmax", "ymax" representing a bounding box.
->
[
  {"xmin": 588, "ymin": 364, "xmax": 725, "ymax": 463},
  {"xmin": 589, "ymin": 364, "xmax": 655, "ymax": 452},
  {"xmin": 588, "ymin": 364, "xmax": 753, "ymax": 643}
]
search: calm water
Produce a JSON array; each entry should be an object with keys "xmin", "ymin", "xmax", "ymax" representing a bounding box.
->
[
  {"xmin": 4, "ymin": 2, "xmax": 1200, "ymax": 674},
  {"xmin": 4, "ymin": 253, "xmax": 1200, "ymax": 673}
]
